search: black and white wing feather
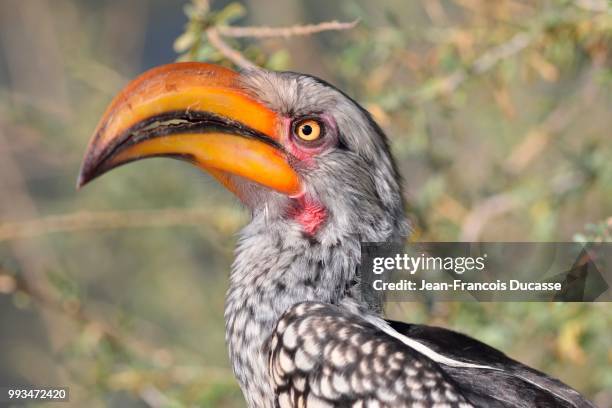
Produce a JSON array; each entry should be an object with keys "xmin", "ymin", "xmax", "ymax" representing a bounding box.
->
[
  {"xmin": 387, "ymin": 320, "xmax": 596, "ymax": 408},
  {"xmin": 268, "ymin": 302, "xmax": 595, "ymax": 408},
  {"xmin": 268, "ymin": 302, "xmax": 474, "ymax": 408}
]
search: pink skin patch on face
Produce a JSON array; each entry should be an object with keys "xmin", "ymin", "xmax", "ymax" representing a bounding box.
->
[
  {"xmin": 281, "ymin": 114, "xmax": 336, "ymax": 235},
  {"xmin": 289, "ymin": 194, "xmax": 327, "ymax": 236}
]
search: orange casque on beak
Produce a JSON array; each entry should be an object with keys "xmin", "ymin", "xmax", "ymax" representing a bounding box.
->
[{"xmin": 77, "ymin": 62, "xmax": 301, "ymax": 196}]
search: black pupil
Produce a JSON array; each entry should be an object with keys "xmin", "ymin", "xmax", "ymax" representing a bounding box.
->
[{"xmin": 301, "ymin": 124, "xmax": 313, "ymax": 135}]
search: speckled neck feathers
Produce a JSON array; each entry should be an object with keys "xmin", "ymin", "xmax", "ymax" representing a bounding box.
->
[{"xmin": 225, "ymin": 189, "xmax": 407, "ymax": 407}]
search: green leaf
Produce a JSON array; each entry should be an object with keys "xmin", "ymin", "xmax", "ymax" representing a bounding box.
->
[
  {"xmin": 214, "ymin": 2, "xmax": 246, "ymax": 25},
  {"xmin": 266, "ymin": 50, "xmax": 291, "ymax": 70},
  {"xmin": 174, "ymin": 32, "xmax": 195, "ymax": 53}
]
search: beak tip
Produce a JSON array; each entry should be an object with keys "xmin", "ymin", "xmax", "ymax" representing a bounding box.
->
[
  {"xmin": 76, "ymin": 160, "xmax": 96, "ymax": 190},
  {"xmin": 75, "ymin": 174, "xmax": 85, "ymax": 190},
  {"xmin": 76, "ymin": 170, "xmax": 88, "ymax": 190}
]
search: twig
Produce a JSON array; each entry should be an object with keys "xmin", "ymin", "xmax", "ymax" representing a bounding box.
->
[
  {"xmin": 471, "ymin": 32, "xmax": 531, "ymax": 74},
  {"xmin": 573, "ymin": 0, "xmax": 612, "ymax": 13},
  {"xmin": 140, "ymin": 385, "xmax": 173, "ymax": 408},
  {"xmin": 206, "ymin": 27, "xmax": 258, "ymax": 70},
  {"xmin": 204, "ymin": 19, "xmax": 358, "ymax": 70},
  {"xmin": 1, "ymin": 267, "xmax": 236, "ymax": 390},
  {"xmin": 0, "ymin": 119, "xmax": 71, "ymax": 354},
  {"xmin": 0, "ymin": 208, "xmax": 244, "ymax": 242},
  {"xmin": 217, "ymin": 19, "xmax": 359, "ymax": 38},
  {"xmin": 504, "ymin": 53, "xmax": 604, "ymax": 173},
  {"xmin": 414, "ymin": 32, "xmax": 532, "ymax": 102},
  {"xmin": 7, "ymin": 269, "xmax": 146, "ymax": 354},
  {"xmin": 503, "ymin": 102, "xmax": 578, "ymax": 174},
  {"xmin": 460, "ymin": 193, "xmax": 520, "ymax": 241}
]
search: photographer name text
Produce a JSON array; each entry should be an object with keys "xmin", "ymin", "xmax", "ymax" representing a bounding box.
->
[{"xmin": 372, "ymin": 279, "xmax": 562, "ymax": 292}]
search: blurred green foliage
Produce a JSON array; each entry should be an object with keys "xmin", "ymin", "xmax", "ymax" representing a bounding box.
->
[{"xmin": 0, "ymin": 0, "xmax": 611, "ymax": 407}]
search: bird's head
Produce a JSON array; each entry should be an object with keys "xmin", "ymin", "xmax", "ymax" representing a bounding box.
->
[{"xmin": 79, "ymin": 63, "xmax": 407, "ymax": 240}]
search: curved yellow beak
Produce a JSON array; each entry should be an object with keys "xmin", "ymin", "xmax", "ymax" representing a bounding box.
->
[{"xmin": 77, "ymin": 62, "xmax": 301, "ymax": 196}]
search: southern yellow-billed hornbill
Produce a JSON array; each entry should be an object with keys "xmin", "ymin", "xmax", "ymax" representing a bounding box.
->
[{"xmin": 78, "ymin": 63, "xmax": 594, "ymax": 408}]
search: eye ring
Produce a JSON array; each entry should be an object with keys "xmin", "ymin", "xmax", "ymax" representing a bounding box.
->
[{"xmin": 293, "ymin": 118, "xmax": 324, "ymax": 143}]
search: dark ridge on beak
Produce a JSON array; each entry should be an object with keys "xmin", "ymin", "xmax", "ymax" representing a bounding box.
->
[{"xmin": 77, "ymin": 110, "xmax": 285, "ymax": 189}]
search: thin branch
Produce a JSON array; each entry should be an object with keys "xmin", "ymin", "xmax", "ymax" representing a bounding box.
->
[
  {"xmin": 414, "ymin": 32, "xmax": 532, "ymax": 102},
  {"xmin": 206, "ymin": 27, "xmax": 258, "ymax": 70},
  {"xmin": 471, "ymin": 33, "xmax": 532, "ymax": 74},
  {"xmin": 140, "ymin": 386, "xmax": 173, "ymax": 408},
  {"xmin": 504, "ymin": 53, "xmax": 604, "ymax": 173},
  {"xmin": 573, "ymin": 0, "xmax": 612, "ymax": 13},
  {"xmin": 203, "ymin": 20, "xmax": 358, "ymax": 70},
  {"xmin": 0, "ymin": 119, "xmax": 72, "ymax": 356},
  {"xmin": 0, "ymin": 208, "xmax": 244, "ymax": 242},
  {"xmin": 217, "ymin": 19, "xmax": 359, "ymax": 38},
  {"xmin": 460, "ymin": 193, "xmax": 520, "ymax": 241},
  {"xmin": 7, "ymin": 269, "xmax": 145, "ymax": 354},
  {"xmin": 0, "ymin": 266, "xmax": 236, "ymax": 386}
]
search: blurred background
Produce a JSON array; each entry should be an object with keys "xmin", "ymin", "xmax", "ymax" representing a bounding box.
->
[{"xmin": 0, "ymin": 0, "xmax": 611, "ymax": 406}]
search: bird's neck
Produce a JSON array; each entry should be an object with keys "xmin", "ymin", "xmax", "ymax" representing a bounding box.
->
[
  {"xmin": 224, "ymin": 217, "xmax": 363, "ymax": 406},
  {"xmin": 224, "ymin": 199, "xmax": 407, "ymax": 406}
]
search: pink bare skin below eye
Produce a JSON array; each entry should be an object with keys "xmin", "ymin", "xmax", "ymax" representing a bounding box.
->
[
  {"xmin": 285, "ymin": 131, "xmax": 318, "ymax": 163},
  {"xmin": 281, "ymin": 116, "xmax": 333, "ymax": 164},
  {"xmin": 281, "ymin": 115, "xmax": 335, "ymax": 235}
]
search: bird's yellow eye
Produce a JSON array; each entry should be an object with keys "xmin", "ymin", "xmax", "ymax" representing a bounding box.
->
[{"xmin": 295, "ymin": 119, "xmax": 322, "ymax": 142}]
